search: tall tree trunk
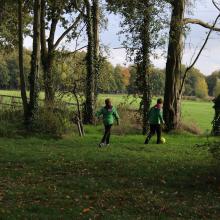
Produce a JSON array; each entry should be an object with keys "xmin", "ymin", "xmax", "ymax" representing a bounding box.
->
[
  {"xmin": 40, "ymin": 0, "xmax": 55, "ymax": 104},
  {"xmin": 139, "ymin": 14, "xmax": 151, "ymax": 135},
  {"xmin": 92, "ymin": 0, "xmax": 100, "ymax": 103},
  {"xmin": 163, "ymin": 0, "xmax": 185, "ymax": 131},
  {"xmin": 84, "ymin": 0, "xmax": 95, "ymax": 124},
  {"xmin": 43, "ymin": 54, "xmax": 55, "ymax": 103},
  {"xmin": 44, "ymin": 16, "xmax": 58, "ymax": 104},
  {"xmin": 18, "ymin": 0, "xmax": 28, "ymax": 120},
  {"xmin": 28, "ymin": 0, "xmax": 41, "ymax": 119}
]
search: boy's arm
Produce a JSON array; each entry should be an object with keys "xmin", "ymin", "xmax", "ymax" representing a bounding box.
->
[
  {"xmin": 113, "ymin": 107, "xmax": 120, "ymax": 125},
  {"xmin": 95, "ymin": 108, "xmax": 103, "ymax": 118},
  {"xmin": 159, "ymin": 110, "xmax": 164, "ymax": 124}
]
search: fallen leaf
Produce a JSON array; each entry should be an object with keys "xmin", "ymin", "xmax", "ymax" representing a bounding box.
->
[{"xmin": 83, "ymin": 208, "xmax": 90, "ymax": 213}]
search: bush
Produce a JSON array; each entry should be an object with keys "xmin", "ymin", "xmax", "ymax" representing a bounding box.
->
[
  {"xmin": 0, "ymin": 109, "xmax": 25, "ymax": 137},
  {"xmin": 32, "ymin": 105, "xmax": 74, "ymax": 137},
  {"xmin": 209, "ymin": 141, "xmax": 220, "ymax": 161},
  {"xmin": 197, "ymin": 141, "xmax": 220, "ymax": 161},
  {"xmin": 113, "ymin": 105, "xmax": 142, "ymax": 135},
  {"xmin": 169, "ymin": 121, "xmax": 202, "ymax": 135},
  {"xmin": 0, "ymin": 104, "xmax": 75, "ymax": 138}
]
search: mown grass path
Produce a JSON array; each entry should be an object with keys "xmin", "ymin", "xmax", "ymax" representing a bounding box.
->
[{"xmin": 0, "ymin": 131, "xmax": 219, "ymax": 219}]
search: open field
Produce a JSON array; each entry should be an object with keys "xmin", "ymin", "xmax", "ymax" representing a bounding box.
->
[
  {"xmin": 0, "ymin": 90, "xmax": 214, "ymax": 132},
  {"xmin": 0, "ymin": 130, "xmax": 219, "ymax": 219},
  {"xmin": 0, "ymin": 90, "xmax": 219, "ymax": 219}
]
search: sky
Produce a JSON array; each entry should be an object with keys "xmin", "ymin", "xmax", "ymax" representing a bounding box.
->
[{"xmin": 24, "ymin": 0, "xmax": 220, "ymax": 76}]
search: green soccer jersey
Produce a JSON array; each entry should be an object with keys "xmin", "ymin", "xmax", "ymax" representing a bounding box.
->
[
  {"xmin": 96, "ymin": 106, "xmax": 119, "ymax": 125},
  {"xmin": 149, "ymin": 105, "xmax": 164, "ymax": 125}
]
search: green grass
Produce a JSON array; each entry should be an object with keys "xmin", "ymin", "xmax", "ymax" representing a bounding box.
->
[
  {"xmin": 0, "ymin": 90, "xmax": 219, "ymax": 219},
  {"xmin": 0, "ymin": 90, "xmax": 213, "ymax": 132},
  {"xmin": 0, "ymin": 128, "xmax": 219, "ymax": 219}
]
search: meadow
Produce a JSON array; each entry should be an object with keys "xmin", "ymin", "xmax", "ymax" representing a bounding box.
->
[
  {"xmin": 0, "ymin": 90, "xmax": 219, "ymax": 219},
  {"xmin": 0, "ymin": 90, "xmax": 214, "ymax": 132}
]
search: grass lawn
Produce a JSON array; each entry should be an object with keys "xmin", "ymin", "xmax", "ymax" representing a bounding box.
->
[{"xmin": 0, "ymin": 128, "xmax": 220, "ymax": 219}]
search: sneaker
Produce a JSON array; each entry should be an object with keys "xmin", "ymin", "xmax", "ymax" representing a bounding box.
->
[
  {"xmin": 144, "ymin": 139, "xmax": 149, "ymax": 144},
  {"xmin": 99, "ymin": 143, "xmax": 104, "ymax": 148}
]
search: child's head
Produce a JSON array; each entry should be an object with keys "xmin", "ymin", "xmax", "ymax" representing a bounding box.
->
[
  {"xmin": 105, "ymin": 98, "xmax": 112, "ymax": 107},
  {"xmin": 157, "ymin": 98, "xmax": 163, "ymax": 105}
]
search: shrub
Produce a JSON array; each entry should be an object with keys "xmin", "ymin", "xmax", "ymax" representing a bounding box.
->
[
  {"xmin": 113, "ymin": 105, "xmax": 142, "ymax": 135},
  {"xmin": 0, "ymin": 104, "xmax": 75, "ymax": 138},
  {"xmin": 197, "ymin": 141, "xmax": 220, "ymax": 162},
  {"xmin": 209, "ymin": 141, "xmax": 220, "ymax": 161},
  {"xmin": 0, "ymin": 109, "xmax": 25, "ymax": 137},
  {"xmin": 32, "ymin": 105, "xmax": 74, "ymax": 137},
  {"xmin": 171, "ymin": 121, "xmax": 202, "ymax": 135}
]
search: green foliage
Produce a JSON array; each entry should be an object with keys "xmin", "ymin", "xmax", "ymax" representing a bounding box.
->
[
  {"xmin": 213, "ymin": 79, "xmax": 220, "ymax": 97},
  {"xmin": 54, "ymin": 53, "xmax": 127, "ymax": 94},
  {"xmin": 206, "ymin": 70, "xmax": 220, "ymax": 97},
  {"xmin": 208, "ymin": 141, "xmax": 220, "ymax": 160},
  {"xmin": 184, "ymin": 66, "xmax": 208, "ymax": 99},
  {"xmin": 107, "ymin": 0, "xmax": 167, "ymax": 58},
  {"xmin": 32, "ymin": 105, "xmax": 74, "ymax": 137},
  {"xmin": 98, "ymin": 61, "xmax": 126, "ymax": 93},
  {"xmin": 194, "ymin": 77, "xmax": 208, "ymax": 99},
  {"xmin": 127, "ymin": 65, "xmax": 165, "ymax": 96},
  {"xmin": 0, "ymin": 108, "xmax": 25, "ymax": 137},
  {"xmin": 0, "ymin": 50, "xmax": 31, "ymax": 90},
  {"xmin": 0, "ymin": 103, "xmax": 74, "ymax": 138},
  {"xmin": 0, "ymin": 0, "xmax": 31, "ymax": 49}
]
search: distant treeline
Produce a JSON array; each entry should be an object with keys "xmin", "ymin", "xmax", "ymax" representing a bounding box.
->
[{"xmin": 0, "ymin": 49, "xmax": 218, "ymax": 98}]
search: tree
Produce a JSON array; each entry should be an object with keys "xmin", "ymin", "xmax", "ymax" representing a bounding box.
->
[
  {"xmin": 18, "ymin": 0, "xmax": 28, "ymax": 119},
  {"xmin": 164, "ymin": 0, "xmax": 220, "ymax": 131},
  {"xmin": 127, "ymin": 65, "xmax": 165, "ymax": 96},
  {"xmin": 206, "ymin": 70, "xmax": 220, "ymax": 96},
  {"xmin": 40, "ymin": 0, "xmax": 82, "ymax": 103},
  {"xmin": 77, "ymin": 0, "xmax": 101, "ymax": 124},
  {"xmin": 28, "ymin": 0, "xmax": 41, "ymax": 121},
  {"xmin": 214, "ymin": 79, "xmax": 220, "ymax": 97},
  {"xmin": 149, "ymin": 67, "xmax": 165, "ymax": 96},
  {"xmin": 163, "ymin": 0, "xmax": 185, "ymax": 131},
  {"xmin": 107, "ymin": 0, "xmax": 166, "ymax": 134},
  {"xmin": 0, "ymin": 56, "xmax": 9, "ymax": 89},
  {"xmin": 0, "ymin": 0, "xmax": 31, "ymax": 50},
  {"xmin": 113, "ymin": 65, "xmax": 126, "ymax": 92},
  {"xmin": 195, "ymin": 77, "xmax": 208, "ymax": 99},
  {"xmin": 92, "ymin": 0, "xmax": 100, "ymax": 99}
]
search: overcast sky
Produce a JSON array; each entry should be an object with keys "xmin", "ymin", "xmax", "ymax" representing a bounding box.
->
[{"xmin": 24, "ymin": 0, "xmax": 220, "ymax": 75}]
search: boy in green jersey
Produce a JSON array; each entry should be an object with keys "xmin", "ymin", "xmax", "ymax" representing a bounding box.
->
[
  {"xmin": 145, "ymin": 98, "xmax": 164, "ymax": 144},
  {"xmin": 96, "ymin": 98, "xmax": 120, "ymax": 147}
]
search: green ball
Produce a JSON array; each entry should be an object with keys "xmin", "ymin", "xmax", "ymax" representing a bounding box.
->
[{"xmin": 160, "ymin": 137, "xmax": 166, "ymax": 144}]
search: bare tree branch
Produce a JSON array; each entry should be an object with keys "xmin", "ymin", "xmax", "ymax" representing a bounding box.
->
[
  {"xmin": 179, "ymin": 11, "xmax": 220, "ymax": 97},
  {"xmin": 60, "ymin": 45, "xmax": 87, "ymax": 57},
  {"xmin": 213, "ymin": 0, "xmax": 220, "ymax": 11},
  {"xmin": 184, "ymin": 18, "xmax": 220, "ymax": 31},
  {"xmin": 53, "ymin": 13, "xmax": 83, "ymax": 50}
]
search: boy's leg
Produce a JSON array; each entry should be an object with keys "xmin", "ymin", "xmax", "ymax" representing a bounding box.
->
[
  {"xmin": 101, "ymin": 125, "xmax": 108, "ymax": 144},
  {"xmin": 145, "ymin": 124, "xmax": 155, "ymax": 144},
  {"xmin": 106, "ymin": 125, "xmax": 112, "ymax": 144},
  {"xmin": 156, "ymin": 124, "xmax": 162, "ymax": 144}
]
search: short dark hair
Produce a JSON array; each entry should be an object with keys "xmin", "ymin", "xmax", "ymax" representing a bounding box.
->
[
  {"xmin": 105, "ymin": 98, "xmax": 111, "ymax": 106},
  {"xmin": 157, "ymin": 98, "xmax": 163, "ymax": 104}
]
